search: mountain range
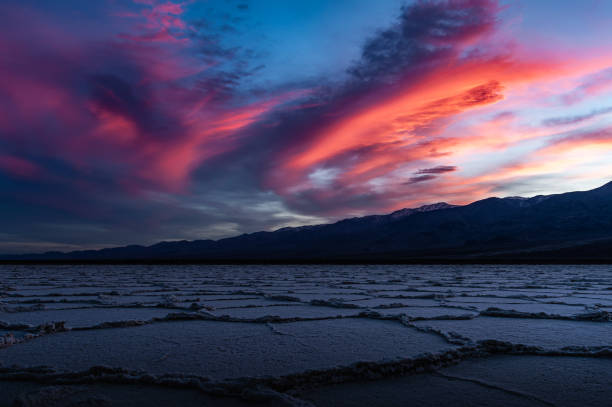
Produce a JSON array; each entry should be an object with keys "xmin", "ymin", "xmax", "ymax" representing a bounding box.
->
[{"xmin": 4, "ymin": 181, "xmax": 612, "ymax": 263}]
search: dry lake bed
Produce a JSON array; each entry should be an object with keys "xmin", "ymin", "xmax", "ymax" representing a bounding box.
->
[{"xmin": 1, "ymin": 264, "xmax": 610, "ymax": 406}]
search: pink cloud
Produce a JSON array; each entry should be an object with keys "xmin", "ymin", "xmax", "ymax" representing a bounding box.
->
[
  {"xmin": 255, "ymin": 0, "xmax": 612, "ymax": 216},
  {"xmin": 2, "ymin": 0, "xmax": 612, "ymax": 231},
  {"xmin": 0, "ymin": 1, "xmax": 301, "ymax": 199},
  {"xmin": 0, "ymin": 155, "xmax": 40, "ymax": 179}
]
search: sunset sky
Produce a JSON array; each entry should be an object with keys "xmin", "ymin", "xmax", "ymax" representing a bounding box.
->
[{"xmin": 2, "ymin": 0, "xmax": 612, "ymax": 253}]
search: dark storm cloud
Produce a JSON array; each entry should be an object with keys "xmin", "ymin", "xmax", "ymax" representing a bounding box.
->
[{"xmin": 348, "ymin": 0, "xmax": 499, "ymax": 83}]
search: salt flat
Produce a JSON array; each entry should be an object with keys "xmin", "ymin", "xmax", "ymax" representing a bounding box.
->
[{"xmin": 1, "ymin": 264, "xmax": 611, "ymax": 406}]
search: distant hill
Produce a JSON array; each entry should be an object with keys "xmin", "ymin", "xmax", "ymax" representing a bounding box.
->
[{"xmin": 4, "ymin": 182, "xmax": 612, "ymax": 263}]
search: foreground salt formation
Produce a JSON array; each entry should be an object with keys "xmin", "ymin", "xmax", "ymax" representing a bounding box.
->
[{"xmin": 0, "ymin": 264, "xmax": 610, "ymax": 406}]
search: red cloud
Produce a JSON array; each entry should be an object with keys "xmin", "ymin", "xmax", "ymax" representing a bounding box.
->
[
  {"xmin": 2, "ymin": 0, "xmax": 612, "ymax": 233},
  {"xmin": 257, "ymin": 1, "xmax": 612, "ymax": 216},
  {"xmin": 0, "ymin": 1, "xmax": 300, "ymax": 197}
]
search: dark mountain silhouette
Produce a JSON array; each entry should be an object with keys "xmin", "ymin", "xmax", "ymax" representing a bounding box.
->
[{"xmin": 4, "ymin": 182, "xmax": 612, "ymax": 263}]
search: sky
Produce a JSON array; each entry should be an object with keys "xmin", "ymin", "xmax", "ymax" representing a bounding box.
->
[{"xmin": 2, "ymin": 0, "xmax": 612, "ymax": 254}]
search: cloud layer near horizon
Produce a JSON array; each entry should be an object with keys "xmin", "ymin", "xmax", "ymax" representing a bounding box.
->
[{"xmin": 2, "ymin": 0, "xmax": 612, "ymax": 252}]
